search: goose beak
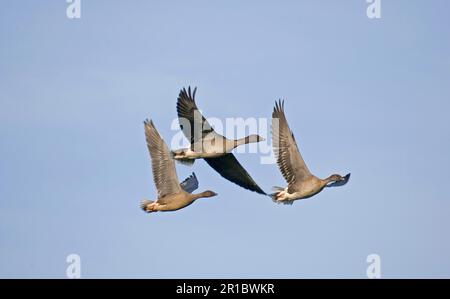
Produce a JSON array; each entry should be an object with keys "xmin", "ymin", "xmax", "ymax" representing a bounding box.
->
[
  {"xmin": 340, "ymin": 173, "xmax": 351, "ymax": 185},
  {"xmin": 339, "ymin": 173, "xmax": 351, "ymax": 184}
]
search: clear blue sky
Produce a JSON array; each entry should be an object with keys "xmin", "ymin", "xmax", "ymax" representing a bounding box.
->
[{"xmin": 1, "ymin": 0, "xmax": 449, "ymax": 278}]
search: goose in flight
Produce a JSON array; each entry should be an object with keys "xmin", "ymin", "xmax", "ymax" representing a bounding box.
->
[
  {"xmin": 271, "ymin": 100, "xmax": 350, "ymax": 204},
  {"xmin": 172, "ymin": 87, "xmax": 267, "ymax": 195},
  {"xmin": 140, "ymin": 119, "xmax": 217, "ymax": 213}
]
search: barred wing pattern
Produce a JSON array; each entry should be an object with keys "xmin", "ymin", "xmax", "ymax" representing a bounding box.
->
[
  {"xmin": 144, "ymin": 119, "xmax": 182, "ymax": 199},
  {"xmin": 272, "ymin": 100, "xmax": 312, "ymax": 192},
  {"xmin": 176, "ymin": 87, "xmax": 215, "ymax": 144}
]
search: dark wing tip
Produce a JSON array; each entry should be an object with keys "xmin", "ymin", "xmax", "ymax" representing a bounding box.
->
[
  {"xmin": 143, "ymin": 118, "xmax": 154, "ymax": 128},
  {"xmin": 273, "ymin": 99, "xmax": 285, "ymax": 118},
  {"xmin": 188, "ymin": 172, "xmax": 197, "ymax": 181},
  {"xmin": 204, "ymin": 155, "xmax": 267, "ymax": 195},
  {"xmin": 255, "ymin": 186, "xmax": 267, "ymax": 195},
  {"xmin": 178, "ymin": 86, "xmax": 198, "ymax": 103},
  {"xmin": 177, "ymin": 86, "xmax": 200, "ymax": 118}
]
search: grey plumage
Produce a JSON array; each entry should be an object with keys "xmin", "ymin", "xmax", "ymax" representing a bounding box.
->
[
  {"xmin": 180, "ymin": 173, "xmax": 199, "ymax": 193},
  {"xmin": 175, "ymin": 87, "xmax": 266, "ymax": 195}
]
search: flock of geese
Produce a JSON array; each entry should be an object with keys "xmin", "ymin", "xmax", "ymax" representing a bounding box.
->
[{"xmin": 141, "ymin": 87, "xmax": 350, "ymax": 213}]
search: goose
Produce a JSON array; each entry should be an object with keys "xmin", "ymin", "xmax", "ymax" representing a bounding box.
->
[
  {"xmin": 173, "ymin": 87, "xmax": 267, "ymax": 195},
  {"xmin": 140, "ymin": 119, "xmax": 217, "ymax": 213},
  {"xmin": 270, "ymin": 100, "xmax": 350, "ymax": 204},
  {"xmin": 173, "ymin": 87, "xmax": 265, "ymax": 160}
]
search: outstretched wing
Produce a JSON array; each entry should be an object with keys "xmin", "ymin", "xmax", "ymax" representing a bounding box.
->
[
  {"xmin": 180, "ymin": 172, "xmax": 199, "ymax": 193},
  {"xmin": 272, "ymin": 100, "xmax": 312, "ymax": 191},
  {"xmin": 204, "ymin": 154, "xmax": 266, "ymax": 195},
  {"xmin": 176, "ymin": 86, "xmax": 215, "ymax": 144},
  {"xmin": 144, "ymin": 119, "xmax": 182, "ymax": 198}
]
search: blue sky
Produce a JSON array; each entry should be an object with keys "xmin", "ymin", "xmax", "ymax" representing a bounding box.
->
[{"xmin": 1, "ymin": 0, "xmax": 449, "ymax": 278}]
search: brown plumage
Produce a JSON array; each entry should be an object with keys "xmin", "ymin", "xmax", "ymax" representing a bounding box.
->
[
  {"xmin": 271, "ymin": 100, "xmax": 350, "ymax": 204},
  {"xmin": 140, "ymin": 120, "xmax": 217, "ymax": 213}
]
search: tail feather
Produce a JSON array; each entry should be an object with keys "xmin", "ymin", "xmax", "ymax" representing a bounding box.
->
[
  {"xmin": 277, "ymin": 200, "xmax": 294, "ymax": 205},
  {"xmin": 171, "ymin": 150, "xmax": 195, "ymax": 166},
  {"xmin": 175, "ymin": 158, "xmax": 195, "ymax": 166},
  {"xmin": 269, "ymin": 187, "xmax": 294, "ymax": 205},
  {"xmin": 140, "ymin": 199, "xmax": 154, "ymax": 212},
  {"xmin": 269, "ymin": 194, "xmax": 294, "ymax": 205}
]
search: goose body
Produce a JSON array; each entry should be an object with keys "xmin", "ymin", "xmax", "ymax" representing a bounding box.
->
[
  {"xmin": 173, "ymin": 132, "xmax": 233, "ymax": 159},
  {"xmin": 271, "ymin": 100, "xmax": 350, "ymax": 205},
  {"xmin": 172, "ymin": 87, "xmax": 267, "ymax": 195},
  {"xmin": 173, "ymin": 132, "xmax": 259, "ymax": 159},
  {"xmin": 141, "ymin": 189, "xmax": 215, "ymax": 212},
  {"xmin": 140, "ymin": 120, "xmax": 217, "ymax": 213},
  {"xmin": 273, "ymin": 176, "xmax": 326, "ymax": 201}
]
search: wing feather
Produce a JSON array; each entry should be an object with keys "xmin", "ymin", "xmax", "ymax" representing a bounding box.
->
[
  {"xmin": 144, "ymin": 119, "xmax": 182, "ymax": 198},
  {"xmin": 176, "ymin": 87, "xmax": 215, "ymax": 144},
  {"xmin": 204, "ymin": 154, "xmax": 266, "ymax": 195},
  {"xmin": 180, "ymin": 172, "xmax": 199, "ymax": 193},
  {"xmin": 271, "ymin": 100, "xmax": 312, "ymax": 191}
]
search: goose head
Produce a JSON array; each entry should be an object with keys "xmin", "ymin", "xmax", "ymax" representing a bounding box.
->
[
  {"xmin": 200, "ymin": 190, "xmax": 218, "ymax": 198},
  {"xmin": 325, "ymin": 173, "xmax": 351, "ymax": 187}
]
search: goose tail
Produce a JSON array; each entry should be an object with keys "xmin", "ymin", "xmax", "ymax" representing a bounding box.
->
[
  {"xmin": 269, "ymin": 193, "xmax": 279, "ymax": 201},
  {"xmin": 171, "ymin": 150, "xmax": 195, "ymax": 166},
  {"xmin": 176, "ymin": 158, "xmax": 195, "ymax": 166},
  {"xmin": 140, "ymin": 199, "xmax": 155, "ymax": 213},
  {"xmin": 269, "ymin": 186, "xmax": 294, "ymax": 205},
  {"xmin": 269, "ymin": 186, "xmax": 284, "ymax": 201}
]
